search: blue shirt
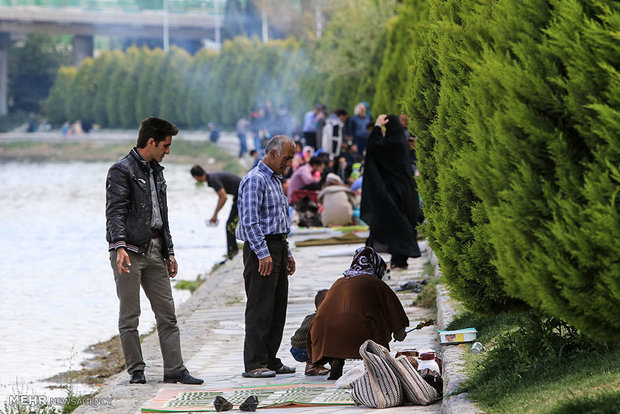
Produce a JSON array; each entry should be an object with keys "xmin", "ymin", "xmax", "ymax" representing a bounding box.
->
[
  {"xmin": 302, "ymin": 110, "xmax": 316, "ymax": 133},
  {"xmin": 237, "ymin": 161, "xmax": 292, "ymax": 259}
]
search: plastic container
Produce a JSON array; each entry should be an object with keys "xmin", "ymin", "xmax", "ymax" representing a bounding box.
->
[
  {"xmin": 417, "ymin": 351, "xmax": 440, "ymax": 373},
  {"xmin": 438, "ymin": 328, "xmax": 477, "ymax": 344},
  {"xmin": 205, "ymin": 219, "xmax": 219, "ymax": 227}
]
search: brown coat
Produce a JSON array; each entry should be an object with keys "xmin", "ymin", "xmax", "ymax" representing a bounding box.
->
[{"xmin": 307, "ymin": 274, "xmax": 409, "ymax": 362}]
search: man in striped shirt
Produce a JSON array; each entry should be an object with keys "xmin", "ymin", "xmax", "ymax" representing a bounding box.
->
[{"xmin": 237, "ymin": 135, "xmax": 297, "ymax": 378}]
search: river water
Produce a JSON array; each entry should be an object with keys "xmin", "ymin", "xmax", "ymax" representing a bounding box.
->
[{"xmin": 0, "ymin": 161, "xmax": 230, "ymax": 400}]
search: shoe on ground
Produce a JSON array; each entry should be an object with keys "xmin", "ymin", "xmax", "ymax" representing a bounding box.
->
[
  {"xmin": 390, "ymin": 263, "xmax": 408, "ymax": 271},
  {"xmin": 239, "ymin": 395, "xmax": 259, "ymax": 412},
  {"xmin": 241, "ymin": 367, "xmax": 276, "ymax": 378},
  {"xmin": 213, "ymin": 395, "xmax": 233, "ymax": 412},
  {"xmin": 129, "ymin": 370, "xmax": 146, "ymax": 384},
  {"xmin": 327, "ymin": 359, "xmax": 344, "ymax": 380},
  {"xmin": 272, "ymin": 364, "xmax": 296, "ymax": 374},
  {"xmin": 305, "ymin": 362, "xmax": 329, "ymax": 376},
  {"xmin": 163, "ymin": 369, "xmax": 204, "ymax": 385}
]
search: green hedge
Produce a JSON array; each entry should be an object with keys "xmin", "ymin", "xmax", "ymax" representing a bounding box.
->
[
  {"xmin": 406, "ymin": 0, "xmax": 620, "ymax": 342},
  {"xmin": 460, "ymin": 0, "xmax": 620, "ymax": 342},
  {"xmin": 373, "ymin": 0, "xmax": 427, "ymax": 115},
  {"xmin": 404, "ymin": 0, "xmax": 519, "ymax": 312}
]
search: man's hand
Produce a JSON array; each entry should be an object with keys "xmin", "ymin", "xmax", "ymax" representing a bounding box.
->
[
  {"xmin": 258, "ymin": 256, "xmax": 273, "ymax": 276},
  {"xmin": 287, "ymin": 256, "xmax": 296, "ymax": 276},
  {"xmin": 393, "ymin": 328, "xmax": 407, "ymax": 342},
  {"xmin": 209, "ymin": 215, "xmax": 218, "ymax": 224},
  {"xmin": 116, "ymin": 248, "xmax": 131, "ymax": 274},
  {"xmin": 166, "ymin": 255, "xmax": 178, "ymax": 278}
]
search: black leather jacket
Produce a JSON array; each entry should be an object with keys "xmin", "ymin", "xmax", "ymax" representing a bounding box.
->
[{"xmin": 106, "ymin": 148, "xmax": 174, "ymax": 256}]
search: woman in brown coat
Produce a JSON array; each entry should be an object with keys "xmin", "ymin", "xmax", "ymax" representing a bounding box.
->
[{"xmin": 307, "ymin": 246, "xmax": 409, "ymax": 380}]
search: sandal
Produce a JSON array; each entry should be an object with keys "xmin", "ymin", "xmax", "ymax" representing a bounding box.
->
[
  {"xmin": 241, "ymin": 367, "xmax": 276, "ymax": 378},
  {"xmin": 305, "ymin": 362, "xmax": 329, "ymax": 376},
  {"xmin": 272, "ymin": 364, "xmax": 296, "ymax": 374}
]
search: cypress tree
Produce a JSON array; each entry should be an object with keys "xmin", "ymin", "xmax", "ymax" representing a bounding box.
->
[
  {"xmin": 92, "ymin": 50, "xmax": 122, "ymax": 127},
  {"xmin": 184, "ymin": 49, "xmax": 217, "ymax": 128},
  {"xmin": 373, "ymin": 0, "xmax": 427, "ymax": 115},
  {"xmin": 68, "ymin": 57, "xmax": 96, "ymax": 122},
  {"xmin": 44, "ymin": 66, "xmax": 76, "ymax": 125},
  {"xmin": 135, "ymin": 48, "xmax": 166, "ymax": 123},
  {"xmin": 461, "ymin": 0, "xmax": 620, "ymax": 342},
  {"xmin": 119, "ymin": 47, "xmax": 149, "ymax": 128},
  {"xmin": 106, "ymin": 47, "xmax": 135, "ymax": 128},
  {"xmin": 403, "ymin": 0, "xmax": 519, "ymax": 312},
  {"xmin": 159, "ymin": 47, "xmax": 192, "ymax": 126}
]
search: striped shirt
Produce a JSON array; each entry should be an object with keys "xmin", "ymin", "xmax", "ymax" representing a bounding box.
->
[{"xmin": 236, "ymin": 161, "xmax": 292, "ymax": 259}]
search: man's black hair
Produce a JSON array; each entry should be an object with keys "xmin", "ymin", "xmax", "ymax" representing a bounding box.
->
[
  {"xmin": 190, "ymin": 165, "xmax": 206, "ymax": 177},
  {"xmin": 250, "ymin": 149, "xmax": 258, "ymax": 156},
  {"xmin": 137, "ymin": 116, "xmax": 179, "ymax": 148},
  {"xmin": 309, "ymin": 156, "xmax": 325, "ymax": 166},
  {"xmin": 334, "ymin": 109, "xmax": 348, "ymax": 117}
]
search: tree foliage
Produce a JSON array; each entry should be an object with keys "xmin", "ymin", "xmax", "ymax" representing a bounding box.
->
[
  {"xmin": 9, "ymin": 34, "xmax": 70, "ymax": 114},
  {"xmin": 460, "ymin": 0, "xmax": 620, "ymax": 342},
  {"xmin": 403, "ymin": 0, "xmax": 518, "ymax": 312}
]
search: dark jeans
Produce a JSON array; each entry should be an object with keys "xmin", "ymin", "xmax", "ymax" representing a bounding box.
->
[
  {"xmin": 237, "ymin": 132, "xmax": 247, "ymax": 157},
  {"xmin": 226, "ymin": 198, "xmax": 239, "ymax": 259},
  {"xmin": 242, "ymin": 239, "xmax": 289, "ymax": 372},
  {"xmin": 290, "ymin": 347, "xmax": 309, "ymax": 363}
]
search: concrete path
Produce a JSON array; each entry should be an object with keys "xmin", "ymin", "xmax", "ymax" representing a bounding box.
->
[{"xmin": 74, "ymin": 239, "xmax": 440, "ymax": 413}]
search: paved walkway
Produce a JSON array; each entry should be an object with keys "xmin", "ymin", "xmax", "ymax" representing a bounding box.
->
[{"xmin": 75, "ymin": 239, "xmax": 440, "ymax": 413}]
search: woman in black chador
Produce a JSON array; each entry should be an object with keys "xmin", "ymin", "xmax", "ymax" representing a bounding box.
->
[{"xmin": 360, "ymin": 114, "xmax": 421, "ymax": 269}]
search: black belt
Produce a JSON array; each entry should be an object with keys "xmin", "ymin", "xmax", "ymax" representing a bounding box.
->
[
  {"xmin": 151, "ymin": 229, "xmax": 161, "ymax": 238},
  {"xmin": 264, "ymin": 233, "xmax": 287, "ymax": 242}
]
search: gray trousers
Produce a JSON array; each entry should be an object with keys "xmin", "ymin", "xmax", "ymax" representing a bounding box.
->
[{"xmin": 110, "ymin": 237, "xmax": 185, "ymax": 376}]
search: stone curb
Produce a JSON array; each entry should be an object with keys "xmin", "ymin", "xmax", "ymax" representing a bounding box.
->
[{"xmin": 432, "ymin": 251, "xmax": 484, "ymax": 414}]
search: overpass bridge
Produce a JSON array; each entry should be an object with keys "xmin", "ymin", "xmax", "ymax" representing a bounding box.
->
[{"xmin": 0, "ymin": 0, "xmax": 227, "ymax": 114}]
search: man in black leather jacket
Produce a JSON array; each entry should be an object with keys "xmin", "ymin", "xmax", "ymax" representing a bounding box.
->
[{"xmin": 106, "ymin": 116, "xmax": 202, "ymax": 385}]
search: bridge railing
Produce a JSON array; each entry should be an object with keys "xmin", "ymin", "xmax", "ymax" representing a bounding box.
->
[{"xmin": 0, "ymin": 0, "xmax": 226, "ymax": 14}]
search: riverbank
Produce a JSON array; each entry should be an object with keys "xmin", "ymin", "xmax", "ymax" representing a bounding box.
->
[{"xmin": 0, "ymin": 130, "xmax": 249, "ymax": 174}]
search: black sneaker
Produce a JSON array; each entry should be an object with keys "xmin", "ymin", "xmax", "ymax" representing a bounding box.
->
[
  {"xmin": 129, "ymin": 370, "xmax": 146, "ymax": 384},
  {"xmin": 163, "ymin": 369, "xmax": 204, "ymax": 385}
]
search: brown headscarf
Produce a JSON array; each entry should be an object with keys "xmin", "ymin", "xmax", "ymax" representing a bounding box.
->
[{"xmin": 343, "ymin": 246, "xmax": 387, "ymax": 279}]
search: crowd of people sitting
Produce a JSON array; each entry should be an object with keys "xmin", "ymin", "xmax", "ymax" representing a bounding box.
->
[{"xmin": 245, "ymin": 102, "xmax": 420, "ymax": 235}]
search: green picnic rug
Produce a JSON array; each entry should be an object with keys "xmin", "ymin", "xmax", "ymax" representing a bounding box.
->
[{"xmin": 141, "ymin": 382, "xmax": 354, "ymax": 412}]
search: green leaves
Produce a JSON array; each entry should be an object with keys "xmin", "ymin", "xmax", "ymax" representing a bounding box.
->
[{"xmin": 407, "ymin": 0, "xmax": 619, "ymax": 342}]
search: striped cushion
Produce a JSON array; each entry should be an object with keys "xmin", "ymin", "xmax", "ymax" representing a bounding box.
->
[
  {"xmin": 393, "ymin": 356, "xmax": 439, "ymax": 405},
  {"xmin": 350, "ymin": 340, "xmax": 403, "ymax": 408}
]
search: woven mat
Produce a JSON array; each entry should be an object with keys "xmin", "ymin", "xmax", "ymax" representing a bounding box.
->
[
  {"xmin": 295, "ymin": 232, "xmax": 367, "ymax": 247},
  {"xmin": 141, "ymin": 382, "xmax": 354, "ymax": 412}
]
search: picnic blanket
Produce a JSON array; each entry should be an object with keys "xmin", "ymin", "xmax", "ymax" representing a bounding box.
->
[
  {"xmin": 295, "ymin": 232, "xmax": 368, "ymax": 247},
  {"xmin": 141, "ymin": 382, "xmax": 354, "ymax": 412}
]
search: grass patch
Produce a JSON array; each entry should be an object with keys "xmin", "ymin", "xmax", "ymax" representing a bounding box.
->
[
  {"xmin": 174, "ymin": 275, "xmax": 205, "ymax": 294},
  {"xmin": 449, "ymin": 310, "xmax": 620, "ymax": 413},
  {"xmin": 411, "ymin": 261, "xmax": 439, "ymax": 308}
]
